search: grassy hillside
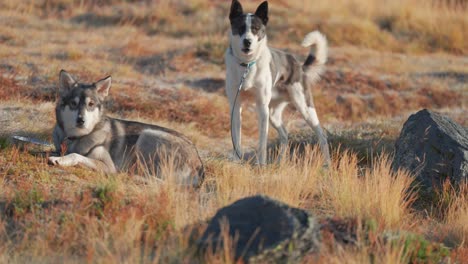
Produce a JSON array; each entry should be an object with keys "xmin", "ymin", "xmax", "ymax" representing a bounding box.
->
[{"xmin": 0, "ymin": 0, "xmax": 467, "ymax": 262}]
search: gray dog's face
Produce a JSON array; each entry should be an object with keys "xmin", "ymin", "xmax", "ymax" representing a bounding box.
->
[
  {"xmin": 229, "ymin": 0, "xmax": 269, "ymax": 60},
  {"xmin": 56, "ymin": 70, "xmax": 111, "ymax": 138}
]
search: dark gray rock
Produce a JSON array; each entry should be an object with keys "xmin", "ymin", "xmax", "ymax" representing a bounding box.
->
[
  {"xmin": 393, "ymin": 109, "xmax": 468, "ymax": 191},
  {"xmin": 197, "ymin": 195, "xmax": 321, "ymax": 263}
]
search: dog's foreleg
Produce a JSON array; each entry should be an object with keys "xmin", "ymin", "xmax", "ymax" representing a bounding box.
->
[
  {"xmin": 256, "ymin": 102, "xmax": 269, "ymax": 165},
  {"xmin": 49, "ymin": 153, "xmax": 106, "ymax": 170},
  {"xmin": 52, "ymin": 125, "xmax": 65, "ymax": 154},
  {"xmin": 255, "ymin": 82, "xmax": 272, "ymax": 165},
  {"xmin": 270, "ymin": 102, "xmax": 289, "ymax": 162},
  {"xmin": 48, "ymin": 146, "xmax": 117, "ymax": 173}
]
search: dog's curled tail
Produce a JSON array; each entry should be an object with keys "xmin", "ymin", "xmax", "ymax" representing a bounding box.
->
[{"xmin": 301, "ymin": 31, "xmax": 328, "ymax": 78}]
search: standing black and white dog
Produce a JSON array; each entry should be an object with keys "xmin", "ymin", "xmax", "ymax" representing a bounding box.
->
[{"xmin": 225, "ymin": 0, "xmax": 331, "ymax": 165}]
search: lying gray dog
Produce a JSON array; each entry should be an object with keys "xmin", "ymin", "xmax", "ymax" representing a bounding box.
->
[{"xmin": 49, "ymin": 70, "xmax": 204, "ymax": 187}]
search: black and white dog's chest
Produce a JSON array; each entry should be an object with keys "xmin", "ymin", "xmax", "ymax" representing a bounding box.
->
[{"xmin": 241, "ymin": 66, "xmax": 259, "ymax": 91}]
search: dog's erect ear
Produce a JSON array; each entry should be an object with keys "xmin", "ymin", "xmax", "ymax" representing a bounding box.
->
[
  {"xmin": 229, "ymin": 0, "xmax": 243, "ymax": 21},
  {"xmin": 95, "ymin": 76, "xmax": 111, "ymax": 98},
  {"xmin": 59, "ymin": 70, "xmax": 76, "ymax": 95},
  {"xmin": 255, "ymin": 1, "xmax": 269, "ymax": 25}
]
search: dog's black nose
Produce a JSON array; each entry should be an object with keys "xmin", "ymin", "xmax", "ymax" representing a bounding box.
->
[
  {"xmin": 243, "ymin": 39, "xmax": 252, "ymax": 48},
  {"xmin": 77, "ymin": 116, "xmax": 85, "ymax": 126}
]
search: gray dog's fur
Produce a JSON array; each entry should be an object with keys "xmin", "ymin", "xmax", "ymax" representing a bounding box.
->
[{"xmin": 49, "ymin": 70, "xmax": 204, "ymax": 186}]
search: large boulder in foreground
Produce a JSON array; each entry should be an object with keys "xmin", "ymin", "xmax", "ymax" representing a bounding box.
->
[
  {"xmin": 393, "ymin": 109, "xmax": 468, "ymax": 191},
  {"xmin": 197, "ymin": 195, "xmax": 321, "ymax": 262}
]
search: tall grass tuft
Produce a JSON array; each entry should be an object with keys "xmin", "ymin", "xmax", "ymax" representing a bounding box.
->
[
  {"xmin": 443, "ymin": 182, "xmax": 468, "ymax": 247},
  {"xmin": 320, "ymin": 151, "xmax": 416, "ymax": 229}
]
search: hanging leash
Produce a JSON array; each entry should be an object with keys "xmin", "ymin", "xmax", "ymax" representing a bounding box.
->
[{"xmin": 230, "ymin": 61, "xmax": 256, "ymax": 160}]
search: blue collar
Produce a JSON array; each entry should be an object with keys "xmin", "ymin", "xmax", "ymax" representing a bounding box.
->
[
  {"xmin": 240, "ymin": 61, "xmax": 256, "ymax": 68},
  {"xmin": 229, "ymin": 45, "xmax": 257, "ymax": 68}
]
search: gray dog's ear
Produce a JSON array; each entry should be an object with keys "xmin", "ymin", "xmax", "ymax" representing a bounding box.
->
[
  {"xmin": 95, "ymin": 76, "xmax": 111, "ymax": 98},
  {"xmin": 59, "ymin": 70, "xmax": 76, "ymax": 95},
  {"xmin": 229, "ymin": 0, "xmax": 243, "ymax": 21},
  {"xmin": 255, "ymin": 1, "xmax": 269, "ymax": 25}
]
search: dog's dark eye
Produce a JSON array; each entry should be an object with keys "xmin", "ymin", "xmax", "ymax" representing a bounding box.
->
[
  {"xmin": 235, "ymin": 24, "xmax": 246, "ymax": 35},
  {"xmin": 88, "ymin": 101, "xmax": 95, "ymax": 108}
]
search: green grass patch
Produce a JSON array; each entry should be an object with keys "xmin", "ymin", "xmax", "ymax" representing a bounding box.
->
[
  {"xmin": 91, "ymin": 182, "xmax": 117, "ymax": 217},
  {"xmin": 0, "ymin": 137, "xmax": 9, "ymax": 149},
  {"xmin": 402, "ymin": 233, "xmax": 450, "ymax": 263},
  {"xmin": 13, "ymin": 186, "xmax": 45, "ymax": 215}
]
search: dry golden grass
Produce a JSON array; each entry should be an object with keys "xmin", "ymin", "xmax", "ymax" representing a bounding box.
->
[
  {"xmin": 2, "ymin": 0, "xmax": 466, "ymax": 54},
  {"xmin": 443, "ymin": 182, "xmax": 468, "ymax": 247},
  {"xmin": 315, "ymin": 71, "xmax": 464, "ymax": 122},
  {"xmin": 321, "ymin": 153, "xmax": 415, "ymax": 229},
  {"xmin": 289, "ymin": 0, "xmax": 468, "ymax": 54},
  {"xmin": 0, "ymin": 146, "xmax": 422, "ymax": 262},
  {"xmin": 321, "ymin": 239, "xmax": 410, "ymax": 264}
]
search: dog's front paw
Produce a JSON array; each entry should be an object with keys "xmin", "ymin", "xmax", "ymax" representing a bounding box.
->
[
  {"xmin": 48, "ymin": 153, "xmax": 80, "ymax": 167},
  {"xmin": 48, "ymin": 156, "xmax": 63, "ymax": 166}
]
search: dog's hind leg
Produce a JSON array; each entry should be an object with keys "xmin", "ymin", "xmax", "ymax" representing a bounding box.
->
[
  {"xmin": 307, "ymin": 106, "xmax": 331, "ymax": 167},
  {"xmin": 288, "ymin": 82, "xmax": 331, "ymax": 166},
  {"xmin": 269, "ymin": 102, "xmax": 289, "ymax": 162}
]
